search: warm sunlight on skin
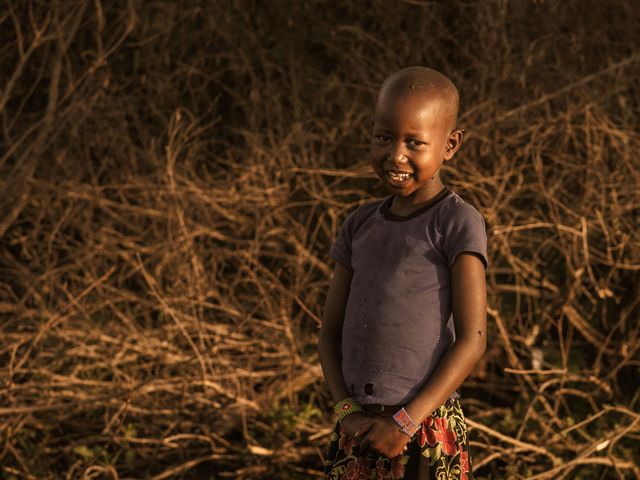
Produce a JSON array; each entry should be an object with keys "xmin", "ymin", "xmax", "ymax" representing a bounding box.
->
[
  {"xmin": 320, "ymin": 67, "xmax": 488, "ymax": 469},
  {"xmin": 370, "ymin": 91, "xmax": 463, "ymax": 215},
  {"xmin": 369, "ymin": 67, "xmax": 464, "ymax": 216}
]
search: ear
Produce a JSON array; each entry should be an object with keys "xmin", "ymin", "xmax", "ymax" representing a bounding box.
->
[{"xmin": 444, "ymin": 128, "xmax": 464, "ymax": 160}]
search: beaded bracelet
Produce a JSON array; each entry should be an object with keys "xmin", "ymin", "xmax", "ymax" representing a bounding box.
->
[
  {"xmin": 392, "ymin": 407, "xmax": 420, "ymax": 438},
  {"xmin": 334, "ymin": 397, "xmax": 364, "ymax": 422}
]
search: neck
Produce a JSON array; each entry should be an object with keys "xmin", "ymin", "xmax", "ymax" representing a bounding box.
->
[{"xmin": 391, "ymin": 181, "xmax": 446, "ymax": 216}]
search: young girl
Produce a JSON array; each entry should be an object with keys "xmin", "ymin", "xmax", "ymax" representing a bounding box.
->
[{"xmin": 318, "ymin": 67, "xmax": 487, "ymax": 479}]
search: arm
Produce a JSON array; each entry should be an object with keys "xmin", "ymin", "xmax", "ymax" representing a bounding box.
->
[
  {"xmin": 404, "ymin": 252, "xmax": 487, "ymax": 422},
  {"xmin": 318, "ymin": 262, "xmax": 372, "ymax": 437},
  {"xmin": 361, "ymin": 253, "xmax": 487, "ymax": 456},
  {"xmin": 318, "ymin": 262, "xmax": 353, "ymax": 403}
]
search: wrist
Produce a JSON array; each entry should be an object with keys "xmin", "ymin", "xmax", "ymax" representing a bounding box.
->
[
  {"xmin": 392, "ymin": 407, "xmax": 420, "ymax": 438},
  {"xmin": 334, "ymin": 397, "xmax": 364, "ymax": 423}
]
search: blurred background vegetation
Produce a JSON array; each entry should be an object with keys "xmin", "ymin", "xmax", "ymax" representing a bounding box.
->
[{"xmin": 1, "ymin": 0, "xmax": 639, "ymax": 478}]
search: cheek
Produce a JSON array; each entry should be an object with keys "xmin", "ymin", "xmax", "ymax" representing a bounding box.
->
[
  {"xmin": 369, "ymin": 142, "xmax": 385, "ymax": 154},
  {"xmin": 368, "ymin": 146, "xmax": 385, "ymax": 163}
]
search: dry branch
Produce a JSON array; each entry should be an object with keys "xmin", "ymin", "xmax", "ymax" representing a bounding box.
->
[{"xmin": 1, "ymin": 1, "xmax": 638, "ymax": 478}]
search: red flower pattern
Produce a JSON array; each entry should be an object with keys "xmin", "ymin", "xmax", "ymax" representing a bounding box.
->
[
  {"xmin": 373, "ymin": 456, "xmax": 406, "ymax": 480},
  {"xmin": 390, "ymin": 455, "xmax": 406, "ymax": 479},
  {"xmin": 375, "ymin": 459, "xmax": 390, "ymax": 480},
  {"xmin": 325, "ymin": 399, "xmax": 471, "ymax": 480},
  {"xmin": 344, "ymin": 457, "xmax": 370, "ymax": 480},
  {"xmin": 338, "ymin": 425, "xmax": 359, "ymax": 456},
  {"xmin": 459, "ymin": 448, "xmax": 470, "ymax": 480},
  {"xmin": 419, "ymin": 415, "xmax": 458, "ymax": 455}
]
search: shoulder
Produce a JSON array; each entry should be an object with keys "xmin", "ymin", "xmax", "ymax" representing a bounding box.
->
[
  {"xmin": 341, "ymin": 197, "xmax": 386, "ymax": 228},
  {"xmin": 438, "ymin": 192, "xmax": 485, "ymax": 222},
  {"xmin": 435, "ymin": 192, "xmax": 486, "ymax": 234},
  {"xmin": 436, "ymin": 191, "xmax": 488, "ymax": 267},
  {"xmin": 333, "ymin": 197, "xmax": 387, "ymax": 253},
  {"xmin": 348, "ymin": 197, "xmax": 387, "ymax": 218}
]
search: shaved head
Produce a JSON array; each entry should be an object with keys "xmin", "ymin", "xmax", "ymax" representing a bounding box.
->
[{"xmin": 376, "ymin": 67, "xmax": 460, "ymax": 130}]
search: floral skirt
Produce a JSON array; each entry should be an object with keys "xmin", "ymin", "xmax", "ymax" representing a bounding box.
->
[{"xmin": 323, "ymin": 397, "xmax": 473, "ymax": 480}]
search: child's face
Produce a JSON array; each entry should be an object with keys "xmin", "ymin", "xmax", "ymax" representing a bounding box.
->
[{"xmin": 369, "ymin": 91, "xmax": 461, "ymax": 202}]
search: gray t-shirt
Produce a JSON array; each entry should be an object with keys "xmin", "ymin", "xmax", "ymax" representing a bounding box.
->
[{"xmin": 330, "ymin": 190, "xmax": 488, "ymax": 405}]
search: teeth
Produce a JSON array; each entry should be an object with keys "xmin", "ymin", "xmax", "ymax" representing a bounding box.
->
[{"xmin": 387, "ymin": 171, "xmax": 411, "ymax": 181}]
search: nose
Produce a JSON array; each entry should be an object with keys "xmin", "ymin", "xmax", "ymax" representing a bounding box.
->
[{"xmin": 387, "ymin": 142, "xmax": 408, "ymax": 164}]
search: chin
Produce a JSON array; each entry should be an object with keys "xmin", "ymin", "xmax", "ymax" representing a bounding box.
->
[{"xmin": 387, "ymin": 186, "xmax": 415, "ymax": 197}]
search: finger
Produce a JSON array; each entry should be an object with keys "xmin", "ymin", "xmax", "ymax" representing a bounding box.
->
[
  {"xmin": 360, "ymin": 429, "xmax": 379, "ymax": 450},
  {"xmin": 355, "ymin": 423, "xmax": 374, "ymax": 441},
  {"xmin": 388, "ymin": 446, "xmax": 408, "ymax": 459},
  {"xmin": 357, "ymin": 421, "xmax": 374, "ymax": 437},
  {"xmin": 360, "ymin": 417, "xmax": 375, "ymax": 427}
]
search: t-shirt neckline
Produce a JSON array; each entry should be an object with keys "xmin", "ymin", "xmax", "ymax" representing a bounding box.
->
[{"xmin": 380, "ymin": 188, "xmax": 451, "ymax": 222}]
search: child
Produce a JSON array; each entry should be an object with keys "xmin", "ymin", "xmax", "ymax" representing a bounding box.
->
[{"xmin": 318, "ymin": 66, "xmax": 487, "ymax": 480}]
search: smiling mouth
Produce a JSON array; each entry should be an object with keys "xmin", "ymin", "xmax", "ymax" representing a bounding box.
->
[{"xmin": 385, "ymin": 170, "xmax": 412, "ymax": 183}]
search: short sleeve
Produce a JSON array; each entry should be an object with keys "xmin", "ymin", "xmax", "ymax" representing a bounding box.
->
[
  {"xmin": 441, "ymin": 202, "xmax": 488, "ymax": 269},
  {"xmin": 330, "ymin": 208, "xmax": 360, "ymax": 269}
]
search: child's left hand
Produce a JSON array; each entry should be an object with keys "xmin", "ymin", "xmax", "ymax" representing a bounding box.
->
[{"xmin": 357, "ymin": 416, "xmax": 412, "ymax": 458}]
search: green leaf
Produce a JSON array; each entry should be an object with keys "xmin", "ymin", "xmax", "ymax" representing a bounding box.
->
[
  {"xmin": 125, "ymin": 423, "xmax": 137, "ymax": 438},
  {"xmin": 73, "ymin": 445, "xmax": 94, "ymax": 459}
]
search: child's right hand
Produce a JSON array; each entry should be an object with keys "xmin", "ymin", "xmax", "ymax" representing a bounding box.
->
[{"xmin": 341, "ymin": 412, "xmax": 373, "ymax": 438}]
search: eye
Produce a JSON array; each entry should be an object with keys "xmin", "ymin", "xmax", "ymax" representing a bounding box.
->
[
  {"xmin": 406, "ymin": 139, "xmax": 425, "ymax": 148},
  {"xmin": 374, "ymin": 134, "xmax": 391, "ymax": 142}
]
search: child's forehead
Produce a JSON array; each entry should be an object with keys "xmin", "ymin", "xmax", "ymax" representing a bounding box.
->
[
  {"xmin": 377, "ymin": 89, "xmax": 445, "ymax": 110},
  {"xmin": 377, "ymin": 79, "xmax": 454, "ymax": 112},
  {"xmin": 374, "ymin": 89, "xmax": 451, "ymax": 125},
  {"xmin": 375, "ymin": 67, "xmax": 459, "ymax": 127}
]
